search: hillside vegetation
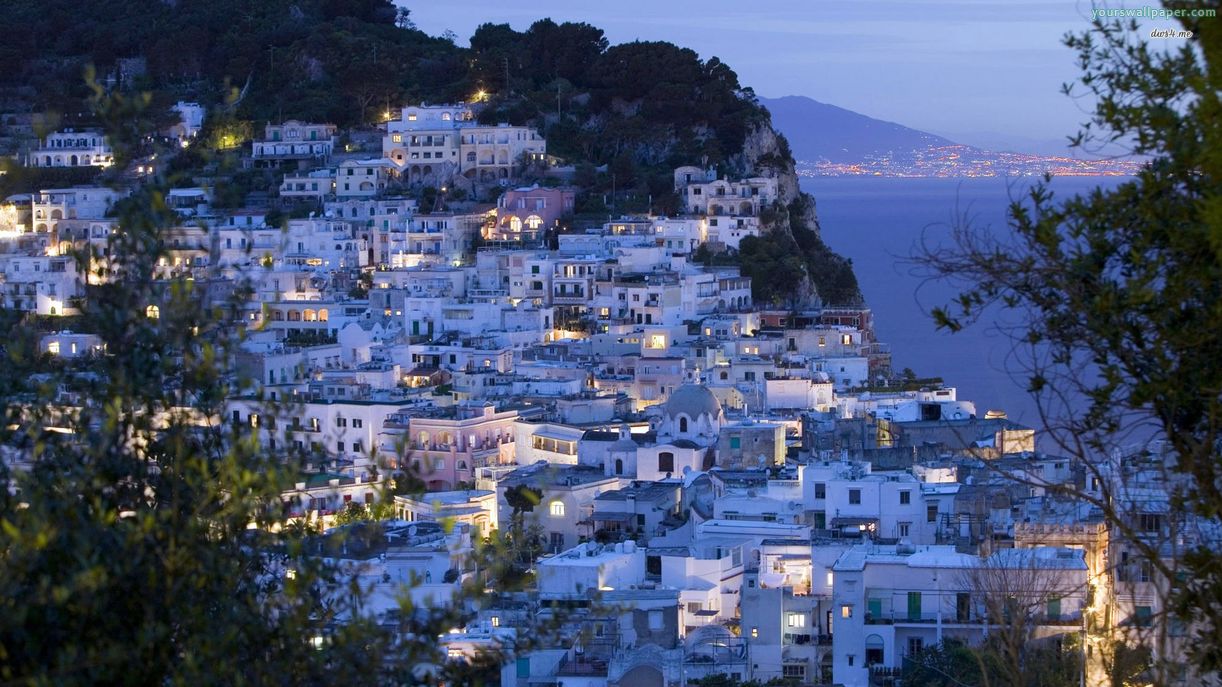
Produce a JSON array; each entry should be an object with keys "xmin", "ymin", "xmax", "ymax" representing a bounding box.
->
[{"xmin": 0, "ymin": 0, "xmax": 861, "ymax": 306}]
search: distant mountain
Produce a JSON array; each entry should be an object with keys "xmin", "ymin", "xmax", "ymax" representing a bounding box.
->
[
  {"xmin": 930, "ymin": 129, "xmax": 1073, "ymax": 157},
  {"xmin": 758, "ymin": 95, "xmax": 954, "ymax": 163}
]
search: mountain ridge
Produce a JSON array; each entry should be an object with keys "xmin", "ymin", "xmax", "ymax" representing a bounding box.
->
[{"xmin": 759, "ymin": 95, "xmax": 954, "ymax": 163}]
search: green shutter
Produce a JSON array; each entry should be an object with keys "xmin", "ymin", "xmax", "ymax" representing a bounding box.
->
[
  {"xmin": 907, "ymin": 592, "xmax": 922, "ymax": 621},
  {"xmin": 868, "ymin": 598, "xmax": 882, "ymax": 620},
  {"xmin": 1047, "ymin": 597, "xmax": 1061, "ymax": 621}
]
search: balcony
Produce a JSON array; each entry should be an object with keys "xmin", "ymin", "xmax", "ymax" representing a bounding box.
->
[
  {"xmin": 551, "ymin": 291, "xmax": 588, "ymax": 305},
  {"xmin": 864, "ymin": 610, "xmax": 1082, "ymax": 626},
  {"xmin": 556, "ymin": 654, "xmax": 609, "ymax": 677}
]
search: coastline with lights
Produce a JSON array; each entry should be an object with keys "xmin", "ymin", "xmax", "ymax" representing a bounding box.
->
[{"xmin": 798, "ymin": 144, "xmax": 1144, "ymax": 178}]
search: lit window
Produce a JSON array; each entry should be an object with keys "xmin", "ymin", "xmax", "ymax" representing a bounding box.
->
[
  {"xmin": 47, "ymin": 341, "xmax": 60, "ymax": 355},
  {"xmin": 750, "ymin": 627, "xmax": 758, "ymax": 638},
  {"xmin": 841, "ymin": 605, "xmax": 853, "ymax": 619},
  {"xmin": 491, "ymin": 616, "xmax": 500, "ymax": 627},
  {"xmin": 145, "ymin": 305, "xmax": 160, "ymax": 319},
  {"xmin": 550, "ymin": 501, "xmax": 565, "ymax": 517},
  {"xmin": 786, "ymin": 612, "xmax": 806, "ymax": 628}
]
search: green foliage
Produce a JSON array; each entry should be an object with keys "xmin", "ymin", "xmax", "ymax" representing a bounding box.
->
[
  {"xmin": 738, "ymin": 233, "xmax": 807, "ymax": 307},
  {"xmin": 0, "ymin": 164, "xmax": 100, "ymax": 199},
  {"xmin": 504, "ymin": 484, "xmax": 543, "ymax": 516},
  {"xmin": 0, "ymin": 0, "xmax": 465, "ymax": 128},
  {"xmin": 0, "ymin": 134, "xmax": 380, "ymax": 687},
  {"xmin": 787, "ymin": 197, "xmax": 861, "ymax": 306},
  {"xmin": 2, "ymin": 0, "xmax": 864, "ymax": 307},
  {"xmin": 0, "ymin": 87, "xmax": 505, "ymax": 686},
  {"xmin": 903, "ymin": 637, "xmax": 1080, "ymax": 687},
  {"xmin": 333, "ymin": 500, "xmax": 396, "ymax": 525}
]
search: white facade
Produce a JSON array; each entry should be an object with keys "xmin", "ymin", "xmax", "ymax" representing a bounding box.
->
[
  {"xmin": 251, "ymin": 120, "xmax": 336, "ymax": 161},
  {"xmin": 30, "ymin": 130, "xmax": 113, "ymax": 168},
  {"xmin": 831, "ymin": 544, "xmax": 1088, "ymax": 687}
]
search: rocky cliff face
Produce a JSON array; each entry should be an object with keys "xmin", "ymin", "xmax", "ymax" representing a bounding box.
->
[
  {"xmin": 736, "ymin": 122, "xmax": 802, "ymax": 205},
  {"xmin": 730, "ymin": 116, "xmax": 863, "ymax": 307}
]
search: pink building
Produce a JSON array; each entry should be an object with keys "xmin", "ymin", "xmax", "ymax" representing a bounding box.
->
[
  {"xmin": 490, "ymin": 185, "xmax": 576, "ymax": 241},
  {"xmin": 390, "ymin": 403, "xmax": 522, "ymax": 491}
]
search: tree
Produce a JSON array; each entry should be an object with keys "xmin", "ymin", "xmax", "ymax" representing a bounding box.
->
[
  {"xmin": 0, "ymin": 84, "xmax": 518, "ymax": 687},
  {"xmin": 916, "ymin": 5, "xmax": 1222, "ymax": 682},
  {"xmin": 958, "ymin": 551, "xmax": 1084, "ymax": 687},
  {"xmin": 0, "ymin": 89, "xmax": 386, "ymax": 685},
  {"xmin": 395, "ymin": 6, "xmax": 415, "ymax": 30},
  {"xmin": 903, "ymin": 639, "xmax": 986, "ymax": 687}
]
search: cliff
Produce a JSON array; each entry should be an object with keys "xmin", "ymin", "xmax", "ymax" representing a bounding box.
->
[{"xmin": 731, "ymin": 116, "xmax": 864, "ymax": 307}]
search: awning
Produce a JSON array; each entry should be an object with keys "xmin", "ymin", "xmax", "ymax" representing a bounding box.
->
[
  {"xmin": 533, "ymin": 428, "xmax": 581, "ymax": 442},
  {"xmin": 592, "ymin": 511, "xmax": 634, "ymax": 523}
]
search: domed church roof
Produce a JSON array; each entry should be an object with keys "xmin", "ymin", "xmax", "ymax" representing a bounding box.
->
[{"xmin": 664, "ymin": 384, "xmax": 722, "ymax": 421}]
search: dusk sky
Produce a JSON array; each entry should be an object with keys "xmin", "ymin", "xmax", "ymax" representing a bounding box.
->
[{"xmin": 408, "ymin": 1, "xmax": 1166, "ymax": 153}]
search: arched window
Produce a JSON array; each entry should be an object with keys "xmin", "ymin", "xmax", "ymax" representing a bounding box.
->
[
  {"xmin": 615, "ymin": 458, "xmax": 624, "ymax": 475},
  {"xmin": 525, "ymin": 215, "xmax": 543, "ymax": 230},
  {"xmin": 550, "ymin": 501, "xmax": 565, "ymax": 517},
  {"xmin": 658, "ymin": 452, "xmax": 675, "ymax": 473},
  {"xmin": 318, "ymin": 309, "xmax": 329, "ymax": 322},
  {"xmin": 865, "ymin": 634, "xmax": 885, "ymax": 666},
  {"xmin": 679, "ymin": 417, "xmax": 689, "ymax": 433},
  {"xmin": 145, "ymin": 305, "xmax": 160, "ymax": 319},
  {"xmin": 303, "ymin": 309, "xmax": 317, "ymax": 322},
  {"xmin": 509, "ymin": 216, "xmax": 523, "ymax": 233},
  {"xmin": 418, "ymin": 431, "xmax": 430, "ymax": 447}
]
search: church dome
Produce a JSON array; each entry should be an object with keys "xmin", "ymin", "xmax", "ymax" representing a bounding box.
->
[{"xmin": 664, "ymin": 384, "xmax": 722, "ymax": 421}]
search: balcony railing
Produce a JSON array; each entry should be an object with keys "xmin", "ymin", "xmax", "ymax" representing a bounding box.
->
[{"xmin": 865, "ymin": 610, "xmax": 1082, "ymax": 626}]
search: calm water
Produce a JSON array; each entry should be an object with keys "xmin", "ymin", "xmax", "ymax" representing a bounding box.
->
[{"xmin": 801, "ymin": 176, "xmax": 1125, "ymax": 433}]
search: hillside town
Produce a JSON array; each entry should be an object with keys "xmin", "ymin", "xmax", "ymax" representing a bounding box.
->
[{"xmin": 0, "ymin": 99, "xmax": 1207, "ymax": 687}]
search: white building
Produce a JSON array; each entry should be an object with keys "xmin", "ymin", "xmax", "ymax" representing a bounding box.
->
[
  {"xmin": 831, "ymin": 544, "xmax": 1088, "ymax": 687},
  {"xmin": 383, "ymin": 104, "xmax": 546, "ymax": 185},
  {"xmin": 251, "ymin": 121, "xmax": 336, "ymax": 163},
  {"xmin": 29, "ymin": 130, "xmax": 113, "ymax": 168},
  {"xmin": 169, "ymin": 101, "xmax": 205, "ymax": 143},
  {"xmin": 40, "ymin": 331, "xmax": 105, "ymax": 358}
]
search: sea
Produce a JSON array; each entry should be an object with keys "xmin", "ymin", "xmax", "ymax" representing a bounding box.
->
[{"xmin": 800, "ymin": 175, "xmax": 1127, "ymax": 435}]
